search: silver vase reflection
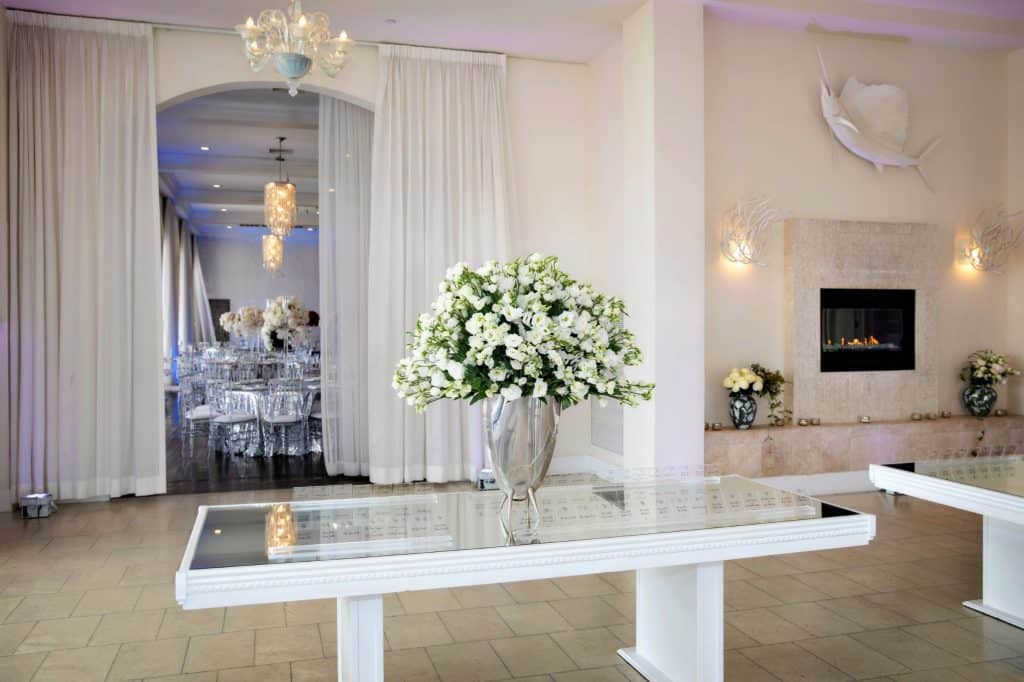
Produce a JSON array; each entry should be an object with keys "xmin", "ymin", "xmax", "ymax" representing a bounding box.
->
[{"xmin": 484, "ymin": 396, "xmax": 561, "ymax": 542}]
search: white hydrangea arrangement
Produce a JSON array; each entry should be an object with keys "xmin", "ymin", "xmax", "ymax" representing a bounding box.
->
[
  {"xmin": 236, "ymin": 306, "xmax": 264, "ymax": 337},
  {"xmin": 393, "ymin": 254, "xmax": 655, "ymax": 413},
  {"xmin": 219, "ymin": 311, "xmax": 240, "ymax": 336},
  {"xmin": 722, "ymin": 367, "xmax": 764, "ymax": 395},
  {"xmin": 261, "ymin": 295, "xmax": 310, "ymax": 350},
  {"xmin": 960, "ymin": 350, "xmax": 1020, "ymax": 386}
]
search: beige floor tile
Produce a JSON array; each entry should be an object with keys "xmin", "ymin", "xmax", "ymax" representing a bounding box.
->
[
  {"xmin": 292, "ymin": 657, "xmax": 339, "ymax": 682},
  {"xmin": 954, "ymin": 657, "xmax": 1024, "ymax": 681},
  {"xmin": 135, "ymin": 583, "xmax": 178, "ymax": 611},
  {"xmin": 724, "ymin": 650, "xmax": 780, "ymax": 681},
  {"xmin": 32, "ymin": 643, "xmax": 119, "ymax": 682},
  {"xmin": 0, "ymin": 652, "xmax": 45, "ymax": 681},
  {"xmin": 741, "ymin": 642, "xmax": 852, "ymax": 681},
  {"xmin": 725, "ymin": 622, "xmax": 759, "ymax": 649},
  {"xmin": 495, "ymin": 602, "xmax": 572, "ymax": 636},
  {"xmin": 61, "ymin": 566, "xmax": 127, "ymax": 592},
  {"xmin": 818, "ymin": 597, "xmax": 915, "ymax": 629},
  {"xmin": 383, "ymin": 593, "xmax": 404, "ymax": 617},
  {"xmin": 951, "ymin": 617, "xmax": 1024, "ymax": 655},
  {"xmin": 598, "ymin": 571, "xmax": 635, "ymax": 593},
  {"xmin": 551, "ymin": 627, "xmax": 624, "ymax": 668},
  {"xmin": 438, "ymin": 606, "xmax": 513, "ymax": 642},
  {"xmin": 724, "ymin": 561, "xmax": 759, "ymax": 581},
  {"xmin": 552, "ymin": 575, "xmax": 617, "ymax": 597},
  {"xmin": 736, "ymin": 557, "xmax": 804, "ymax": 578},
  {"xmin": 253, "ymin": 624, "xmax": 324, "ymax": 664},
  {"xmin": 894, "ymin": 670, "xmax": 973, "ymax": 682},
  {"xmin": 16, "ymin": 616, "xmax": 99, "ymax": 654},
  {"xmin": 549, "ymin": 597, "xmax": 628, "ymax": 629},
  {"xmin": 218, "ymin": 661, "xmax": 291, "ymax": 682},
  {"xmin": 384, "ymin": 647, "xmax": 438, "ymax": 681},
  {"xmin": 398, "ymin": 589, "xmax": 462, "ymax": 614},
  {"xmin": 608, "ymin": 622, "xmax": 634, "ymax": 647},
  {"xmin": 770, "ymin": 602, "xmax": 863, "ymax": 637},
  {"xmin": 90, "ymin": 609, "xmax": 164, "ymax": 645},
  {"xmin": 725, "ymin": 608, "xmax": 813, "ymax": 645},
  {"xmin": 384, "ymin": 613, "xmax": 454, "ymax": 650},
  {"xmin": 837, "ymin": 566, "xmax": 918, "ymax": 593},
  {"xmin": 426, "ymin": 640, "xmax": 510, "ymax": 681},
  {"xmin": 602, "ymin": 592, "xmax": 635, "ymax": 621},
  {"xmin": 4, "ymin": 591, "xmax": 83, "ymax": 623},
  {"xmin": 724, "ymin": 581, "xmax": 784, "ymax": 610},
  {"xmin": 319, "ymin": 621, "xmax": 336, "ymax": 657},
  {"xmin": 502, "ymin": 579, "xmax": 568, "ymax": 604},
  {"xmin": 903, "ymin": 622, "xmax": 1018, "ymax": 663},
  {"xmin": 72, "ymin": 585, "xmax": 141, "ymax": 616},
  {"xmin": 553, "ymin": 668, "xmax": 627, "ymax": 682},
  {"xmin": 797, "ymin": 635, "xmax": 909, "ymax": 679},
  {"xmin": 0, "ymin": 597, "xmax": 22, "ymax": 623},
  {"xmin": 794, "ymin": 571, "xmax": 873, "ymax": 598},
  {"xmin": 0, "ymin": 621, "xmax": 34, "ymax": 655},
  {"xmin": 285, "ymin": 599, "xmax": 336, "ymax": 625},
  {"xmin": 224, "ymin": 603, "xmax": 286, "ymax": 632},
  {"xmin": 159, "ymin": 607, "xmax": 225, "ymax": 639},
  {"xmin": 851, "ymin": 627, "xmax": 968, "ymax": 670},
  {"xmin": 183, "ymin": 630, "xmax": 255, "ymax": 673},
  {"xmin": 451, "ymin": 584, "xmax": 514, "ymax": 609},
  {"xmin": 108, "ymin": 637, "xmax": 188, "ymax": 681},
  {"xmin": 490, "ymin": 634, "xmax": 576, "ymax": 677},
  {"xmin": 747, "ymin": 576, "xmax": 830, "ymax": 604},
  {"xmin": 866, "ymin": 592, "xmax": 962, "ymax": 624},
  {"xmin": 776, "ymin": 551, "xmax": 843, "ymax": 573},
  {"xmin": 143, "ymin": 672, "xmax": 217, "ymax": 681}
]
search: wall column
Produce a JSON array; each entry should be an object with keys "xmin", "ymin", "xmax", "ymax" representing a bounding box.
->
[
  {"xmin": 622, "ymin": 0, "xmax": 705, "ymax": 470},
  {"xmin": 0, "ymin": 1, "xmax": 11, "ymax": 506},
  {"xmin": 1007, "ymin": 49, "xmax": 1024, "ymax": 414}
]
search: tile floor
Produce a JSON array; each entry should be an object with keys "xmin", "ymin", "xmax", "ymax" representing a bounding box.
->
[{"xmin": 0, "ymin": 488, "xmax": 1022, "ymax": 681}]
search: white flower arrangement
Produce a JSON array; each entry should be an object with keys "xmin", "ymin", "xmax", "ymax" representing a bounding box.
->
[
  {"xmin": 261, "ymin": 295, "xmax": 310, "ymax": 350},
  {"xmin": 236, "ymin": 306, "xmax": 265, "ymax": 337},
  {"xmin": 722, "ymin": 367, "xmax": 764, "ymax": 395},
  {"xmin": 960, "ymin": 350, "xmax": 1020, "ymax": 386},
  {"xmin": 393, "ymin": 254, "xmax": 655, "ymax": 413},
  {"xmin": 219, "ymin": 311, "xmax": 240, "ymax": 336}
]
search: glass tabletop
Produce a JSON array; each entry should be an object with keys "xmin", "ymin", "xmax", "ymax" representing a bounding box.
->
[
  {"xmin": 885, "ymin": 455, "xmax": 1024, "ymax": 498},
  {"xmin": 186, "ymin": 474, "xmax": 858, "ymax": 570}
]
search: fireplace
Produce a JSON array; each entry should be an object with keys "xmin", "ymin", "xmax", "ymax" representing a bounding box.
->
[{"xmin": 820, "ymin": 288, "xmax": 915, "ymax": 372}]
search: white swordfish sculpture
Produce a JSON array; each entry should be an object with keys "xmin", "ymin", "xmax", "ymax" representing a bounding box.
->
[{"xmin": 818, "ymin": 49, "xmax": 940, "ymax": 190}]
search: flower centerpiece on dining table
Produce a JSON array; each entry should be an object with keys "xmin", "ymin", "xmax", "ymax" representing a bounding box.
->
[
  {"xmin": 392, "ymin": 253, "xmax": 654, "ymax": 538},
  {"xmin": 959, "ymin": 349, "xmax": 1020, "ymax": 417},
  {"xmin": 261, "ymin": 295, "xmax": 310, "ymax": 351},
  {"xmin": 219, "ymin": 306, "xmax": 265, "ymax": 349}
]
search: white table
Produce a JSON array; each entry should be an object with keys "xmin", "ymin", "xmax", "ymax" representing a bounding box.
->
[
  {"xmin": 870, "ymin": 456, "xmax": 1024, "ymax": 629},
  {"xmin": 176, "ymin": 475, "xmax": 875, "ymax": 681}
]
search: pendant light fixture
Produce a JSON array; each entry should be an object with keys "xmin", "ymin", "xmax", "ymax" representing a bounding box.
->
[
  {"xmin": 263, "ymin": 234, "xmax": 284, "ymax": 272},
  {"xmin": 265, "ymin": 136, "xmax": 296, "ymax": 239}
]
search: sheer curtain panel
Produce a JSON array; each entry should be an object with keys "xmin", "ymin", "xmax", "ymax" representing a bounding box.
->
[
  {"xmin": 6, "ymin": 11, "xmax": 165, "ymax": 499},
  {"xmin": 318, "ymin": 96, "xmax": 373, "ymax": 477},
  {"xmin": 368, "ymin": 45, "xmax": 514, "ymax": 484},
  {"xmin": 161, "ymin": 196, "xmax": 215, "ymax": 368}
]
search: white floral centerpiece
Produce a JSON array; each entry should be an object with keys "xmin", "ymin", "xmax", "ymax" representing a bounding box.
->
[
  {"xmin": 236, "ymin": 306, "xmax": 265, "ymax": 338},
  {"xmin": 960, "ymin": 349, "xmax": 1020, "ymax": 418},
  {"xmin": 262, "ymin": 295, "xmax": 310, "ymax": 351},
  {"xmin": 219, "ymin": 311, "xmax": 240, "ymax": 336}
]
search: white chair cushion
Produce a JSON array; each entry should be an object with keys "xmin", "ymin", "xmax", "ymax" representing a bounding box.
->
[
  {"xmin": 214, "ymin": 413, "xmax": 255, "ymax": 424},
  {"xmin": 266, "ymin": 415, "xmax": 301, "ymax": 425},
  {"xmin": 185, "ymin": 405, "xmax": 215, "ymax": 420}
]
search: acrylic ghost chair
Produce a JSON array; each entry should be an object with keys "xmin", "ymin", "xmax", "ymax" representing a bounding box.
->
[
  {"xmin": 261, "ymin": 390, "xmax": 309, "ymax": 457},
  {"xmin": 210, "ymin": 387, "xmax": 262, "ymax": 457}
]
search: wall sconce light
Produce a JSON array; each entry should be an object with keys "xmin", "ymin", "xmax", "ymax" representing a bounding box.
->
[
  {"xmin": 956, "ymin": 208, "xmax": 1023, "ymax": 273},
  {"xmin": 720, "ymin": 196, "xmax": 782, "ymax": 266}
]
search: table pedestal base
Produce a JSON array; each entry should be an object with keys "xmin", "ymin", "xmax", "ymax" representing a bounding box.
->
[
  {"xmin": 618, "ymin": 562, "xmax": 724, "ymax": 682},
  {"xmin": 967, "ymin": 516, "xmax": 1024, "ymax": 631},
  {"xmin": 337, "ymin": 595, "xmax": 383, "ymax": 682}
]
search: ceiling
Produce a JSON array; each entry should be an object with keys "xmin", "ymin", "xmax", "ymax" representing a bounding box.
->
[
  {"xmin": 157, "ymin": 88, "xmax": 321, "ymax": 243},
  {"xmin": 10, "ymin": 0, "xmax": 1024, "ymax": 63}
]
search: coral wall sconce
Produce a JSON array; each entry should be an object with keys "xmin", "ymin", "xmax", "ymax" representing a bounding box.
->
[{"xmin": 720, "ymin": 196, "xmax": 782, "ymax": 266}]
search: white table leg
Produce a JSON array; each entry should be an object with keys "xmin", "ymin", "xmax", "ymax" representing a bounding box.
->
[
  {"xmin": 619, "ymin": 562, "xmax": 724, "ymax": 682},
  {"xmin": 337, "ymin": 595, "xmax": 384, "ymax": 682},
  {"xmin": 964, "ymin": 516, "xmax": 1024, "ymax": 629}
]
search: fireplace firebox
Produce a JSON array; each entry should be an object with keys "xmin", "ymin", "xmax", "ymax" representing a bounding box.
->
[{"xmin": 820, "ymin": 288, "xmax": 915, "ymax": 372}]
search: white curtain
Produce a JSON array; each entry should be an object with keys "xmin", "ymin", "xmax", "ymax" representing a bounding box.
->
[
  {"xmin": 6, "ymin": 11, "xmax": 165, "ymax": 499},
  {"xmin": 160, "ymin": 196, "xmax": 214, "ymax": 368},
  {"xmin": 368, "ymin": 45, "xmax": 514, "ymax": 484},
  {"xmin": 318, "ymin": 96, "xmax": 373, "ymax": 477}
]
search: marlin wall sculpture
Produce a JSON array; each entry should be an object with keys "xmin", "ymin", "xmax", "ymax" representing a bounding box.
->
[{"xmin": 818, "ymin": 49, "xmax": 940, "ymax": 191}]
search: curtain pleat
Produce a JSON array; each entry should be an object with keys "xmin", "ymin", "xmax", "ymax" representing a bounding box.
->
[
  {"xmin": 367, "ymin": 45, "xmax": 514, "ymax": 484},
  {"xmin": 160, "ymin": 197, "xmax": 215, "ymax": 366},
  {"xmin": 6, "ymin": 10, "xmax": 165, "ymax": 499},
  {"xmin": 318, "ymin": 96, "xmax": 374, "ymax": 477}
]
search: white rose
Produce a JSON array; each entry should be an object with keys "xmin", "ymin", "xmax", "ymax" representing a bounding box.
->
[
  {"xmin": 500, "ymin": 384, "xmax": 523, "ymax": 401},
  {"xmin": 447, "ymin": 362, "xmax": 466, "ymax": 381},
  {"xmin": 533, "ymin": 379, "xmax": 548, "ymax": 398}
]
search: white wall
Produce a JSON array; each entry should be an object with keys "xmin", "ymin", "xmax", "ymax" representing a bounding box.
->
[
  {"xmin": 1008, "ymin": 49, "xmax": 1024, "ymax": 413},
  {"xmin": 704, "ymin": 17, "xmax": 1011, "ymax": 425},
  {"xmin": 0, "ymin": 1, "xmax": 10, "ymax": 504},
  {"xmin": 196, "ymin": 236, "xmax": 320, "ymax": 313}
]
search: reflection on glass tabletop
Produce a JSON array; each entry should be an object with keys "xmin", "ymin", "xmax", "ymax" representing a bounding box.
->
[
  {"xmin": 884, "ymin": 456, "xmax": 1023, "ymax": 499},
  {"xmin": 187, "ymin": 474, "xmax": 860, "ymax": 570}
]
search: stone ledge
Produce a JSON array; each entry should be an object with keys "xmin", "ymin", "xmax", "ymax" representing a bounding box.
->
[{"xmin": 705, "ymin": 415, "xmax": 1024, "ymax": 478}]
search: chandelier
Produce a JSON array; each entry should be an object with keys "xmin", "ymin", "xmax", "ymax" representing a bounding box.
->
[
  {"xmin": 236, "ymin": 0, "xmax": 354, "ymax": 96},
  {"xmin": 263, "ymin": 235, "xmax": 284, "ymax": 272},
  {"xmin": 265, "ymin": 137, "xmax": 296, "ymax": 238}
]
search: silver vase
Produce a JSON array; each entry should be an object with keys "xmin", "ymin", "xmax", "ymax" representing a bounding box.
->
[{"xmin": 484, "ymin": 396, "xmax": 560, "ymax": 540}]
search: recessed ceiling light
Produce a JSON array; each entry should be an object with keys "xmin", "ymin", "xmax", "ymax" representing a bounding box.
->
[
  {"xmin": 212, "ymin": 183, "xmax": 222, "ymax": 188},
  {"xmin": 307, "ymin": 227, "xmax": 314, "ymax": 231},
  {"xmin": 213, "ymin": 528, "xmax": 222, "ymax": 535},
  {"xmin": 226, "ymin": 225, "xmax": 233, "ymax": 229},
  {"xmin": 328, "ymin": 188, "xmax": 335, "ymax": 193},
  {"xmin": 200, "ymin": 146, "xmax": 210, "ymax": 151},
  {"xmin": 220, "ymin": 208, "xmax": 228, "ymax": 212}
]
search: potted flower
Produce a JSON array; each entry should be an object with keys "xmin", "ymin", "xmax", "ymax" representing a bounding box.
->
[
  {"xmin": 393, "ymin": 254, "xmax": 654, "ymax": 529},
  {"xmin": 750, "ymin": 363, "xmax": 789, "ymax": 426},
  {"xmin": 959, "ymin": 350, "xmax": 1019, "ymax": 417}
]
